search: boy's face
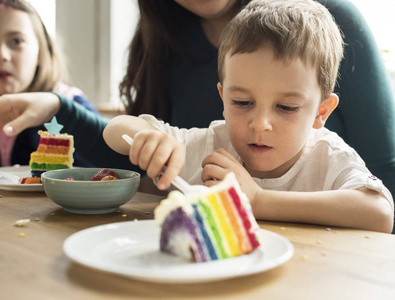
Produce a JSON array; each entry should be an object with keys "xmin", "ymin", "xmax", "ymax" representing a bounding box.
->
[
  {"xmin": 0, "ymin": 8, "xmax": 39, "ymax": 95},
  {"xmin": 218, "ymin": 46, "xmax": 337, "ymax": 178}
]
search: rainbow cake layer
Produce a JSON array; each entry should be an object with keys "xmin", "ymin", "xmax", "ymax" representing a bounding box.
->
[
  {"xmin": 29, "ymin": 130, "xmax": 74, "ymax": 177},
  {"xmin": 154, "ymin": 172, "xmax": 261, "ymax": 263}
]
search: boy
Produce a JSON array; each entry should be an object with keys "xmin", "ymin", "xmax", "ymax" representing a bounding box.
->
[{"xmin": 103, "ymin": 0, "xmax": 394, "ymax": 232}]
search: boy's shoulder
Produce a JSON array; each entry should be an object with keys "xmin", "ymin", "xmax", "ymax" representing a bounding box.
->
[
  {"xmin": 308, "ymin": 127, "xmax": 364, "ymax": 162},
  {"xmin": 209, "ymin": 119, "xmax": 226, "ymax": 128},
  {"xmin": 310, "ymin": 127, "xmax": 353, "ymax": 150}
]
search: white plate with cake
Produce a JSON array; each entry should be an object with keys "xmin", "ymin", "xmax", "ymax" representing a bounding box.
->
[
  {"xmin": 64, "ymin": 173, "xmax": 294, "ymax": 283},
  {"xmin": 63, "ymin": 220, "xmax": 294, "ymax": 283},
  {"xmin": 0, "ymin": 118, "xmax": 74, "ymax": 192},
  {"xmin": 0, "ymin": 166, "xmax": 44, "ymax": 192}
]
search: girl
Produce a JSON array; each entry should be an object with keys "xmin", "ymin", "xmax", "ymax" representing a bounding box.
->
[{"xmin": 0, "ymin": 0, "xmax": 98, "ymax": 167}]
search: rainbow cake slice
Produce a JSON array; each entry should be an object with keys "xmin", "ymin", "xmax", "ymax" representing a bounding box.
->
[
  {"xmin": 29, "ymin": 130, "xmax": 74, "ymax": 177},
  {"xmin": 154, "ymin": 172, "xmax": 261, "ymax": 263}
]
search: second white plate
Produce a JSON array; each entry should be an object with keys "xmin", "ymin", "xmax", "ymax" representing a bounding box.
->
[
  {"xmin": 0, "ymin": 166, "xmax": 43, "ymax": 192},
  {"xmin": 63, "ymin": 220, "xmax": 294, "ymax": 283}
]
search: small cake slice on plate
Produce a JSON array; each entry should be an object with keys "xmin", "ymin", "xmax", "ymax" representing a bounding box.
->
[
  {"xmin": 154, "ymin": 172, "xmax": 262, "ymax": 263},
  {"xmin": 29, "ymin": 117, "xmax": 74, "ymax": 178},
  {"xmin": 19, "ymin": 176, "xmax": 41, "ymax": 184},
  {"xmin": 19, "ymin": 117, "xmax": 74, "ymax": 185},
  {"xmin": 29, "ymin": 130, "xmax": 74, "ymax": 177}
]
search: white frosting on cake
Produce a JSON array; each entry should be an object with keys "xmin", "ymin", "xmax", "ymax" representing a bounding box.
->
[{"xmin": 154, "ymin": 190, "xmax": 194, "ymax": 226}]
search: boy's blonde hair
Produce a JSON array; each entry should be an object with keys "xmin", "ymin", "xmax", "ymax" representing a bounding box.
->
[
  {"xmin": 218, "ymin": 0, "xmax": 344, "ymax": 99},
  {"xmin": 1, "ymin": 0, "xmax": 68, "ymax": 92}
]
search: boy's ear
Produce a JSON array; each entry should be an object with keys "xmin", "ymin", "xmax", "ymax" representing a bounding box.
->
[
  {"xmin": 313, "ymin": 93, "xmax": 339, "ymax": 129},
  {"xmin": 217, "ymin": 82, "xmax": 225, "ymax": 118},
  {"xmin": 217, "ymin": 82, "xmax": 224, "ymax": 100}
]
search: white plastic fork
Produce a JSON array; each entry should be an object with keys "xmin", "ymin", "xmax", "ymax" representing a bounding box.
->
[{"xmin": 122, "ymin": 134, "xmax": 208, "ymax": 194}]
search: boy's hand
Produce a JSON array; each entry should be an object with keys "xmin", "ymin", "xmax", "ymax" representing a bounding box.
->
[
  {"xmin": 201, "ymin": 148, "xmax": 260, "ymax": 201},
  {"xmin": 129, "ymin": 129, "xmax": 185, "ymax": 190}
]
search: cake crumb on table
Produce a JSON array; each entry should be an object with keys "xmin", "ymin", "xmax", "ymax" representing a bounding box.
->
[{"xmin": 14, "ymin": 219, "xmax": 30, "ymax": 227}]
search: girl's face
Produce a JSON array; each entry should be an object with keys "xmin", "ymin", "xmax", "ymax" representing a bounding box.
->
[
  {"xmin": 174, "ymin": 0, "xmax": 240, "ymax": 20},
  {"xmin": 0, "ymin": 7, "xmax": 39, "ymax": 95}
]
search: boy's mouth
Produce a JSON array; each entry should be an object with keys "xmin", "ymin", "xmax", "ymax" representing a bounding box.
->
[
  {"xmin": 0, "ymin": 71, "xmax": 12, "ymax": 80},
  {"xmin": 248, "ymin": 143, "xmax": 273, "ymax": 153}
]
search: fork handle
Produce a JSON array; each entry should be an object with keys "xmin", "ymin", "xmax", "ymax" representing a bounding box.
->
[
  {"xmin": 122, "ymin": 134, "xmax": 190, "ymax": 194},
  {"xmin": 171, "ymin": 176, "xmax": 191, "ymax": 194}
]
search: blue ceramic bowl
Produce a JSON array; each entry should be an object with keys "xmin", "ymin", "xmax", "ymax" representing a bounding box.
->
[{"xmin": 41, "ymin": 168, "xmax": 140, "ymax": 214}]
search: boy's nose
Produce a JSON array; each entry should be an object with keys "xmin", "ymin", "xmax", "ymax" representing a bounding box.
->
[
  {"xmin": 0, "ymin": 44, "xmax": 11, "ymax": 61},
  {"xmin": 248, "ymin": 113, "xmax": 273, "ymax": 132}
]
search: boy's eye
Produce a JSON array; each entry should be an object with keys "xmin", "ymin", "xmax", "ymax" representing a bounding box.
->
[
  {"xmin": 13, "ymin": 38, "xmax": 24, "ymax": 45},
  {"xmin": 232, "ymin": 100, "xmax": 253, "ymax": 107},
  {"xmin": 277, "ymin": 104, "xmax": 300, "ymax": 113}
]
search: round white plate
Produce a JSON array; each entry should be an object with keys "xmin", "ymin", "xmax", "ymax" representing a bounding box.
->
[
  {"xmin": 63, "ymin": 220, "xmax": 294, "ymax": 283},
  {"xmin": 0, "ymin": 166, "xmax": 43, "ymax": 192}
]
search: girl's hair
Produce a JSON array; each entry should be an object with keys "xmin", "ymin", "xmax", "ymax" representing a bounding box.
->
[
  {"xmin": 1, "ymin": 0, "xmax": 66, "ymax": 92},
  {"xmin": 218, "ymin": 0, "xmax": 344, "ymax": 99},
  {"xmin": 119, "ymin": 0, "xmax": 250, "ymax": 121}
]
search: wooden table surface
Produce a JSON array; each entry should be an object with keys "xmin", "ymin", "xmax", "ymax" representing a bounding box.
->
[{"xmin": 1, "ymin": 188, "xmax": 395, "ymax": 300}]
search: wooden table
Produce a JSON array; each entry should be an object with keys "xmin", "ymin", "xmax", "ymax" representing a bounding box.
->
[{"xmin": 1, "ymin": 189, "xmax": 395, "ymax": 300}]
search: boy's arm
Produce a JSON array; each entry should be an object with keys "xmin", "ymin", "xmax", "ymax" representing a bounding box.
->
[
  {"xmin": 103, "ymin": 115, "xmax": 156, "ymax": 155},
  {"xmin": 202, "ymin": 148, "xmax": 394, "ymax": 233},
  {"xmin": 103, "ymin": 115, "xmax": 185, "ymax": 190},
  {"xmin": 252, "ymin": 188, "xmax": 394, "ymax": 233}
]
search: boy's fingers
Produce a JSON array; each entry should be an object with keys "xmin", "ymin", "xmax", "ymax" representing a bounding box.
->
[
  {"xmin": 156, "ymin": 147, "xmax": 185, "ymax": 190},
  {"xmin": 139, "ymin": 141, "xmax": 160, "ymax": 171},
  {"xmin": 202, "ymin": 148, "xmax": 237, "ymax": 170},
  {"xmin": 157, "ymin": 168, "xmax": 178, "ymax": 190},
  {"xmin": 148, "ymin": 142, "xmax": 177, "ymax": 177},
  {"xmin": 201, "ymin": 163, "xmax": 229, "ymax": 183},
  {"xmin": 128, "ymin": 134, "xmax": 148, "ymax": 166}
]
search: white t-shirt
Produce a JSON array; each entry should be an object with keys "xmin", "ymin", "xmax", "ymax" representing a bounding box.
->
[{"xmin": 141, "ymin": 114, "xmax": 394, "ymax": 210}]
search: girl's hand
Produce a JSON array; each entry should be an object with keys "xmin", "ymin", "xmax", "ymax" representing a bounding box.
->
[
  {"xmin": 0, "ymin": 93, "xmax": 60, "ymax": 136},
  {"xmin": 201, "ymin": 148, "xmax": 260, "ymax": 201},
  {"xmin": 129, "ymin": 129, "xmax": 185, "ymax": 190}
]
